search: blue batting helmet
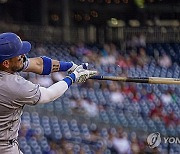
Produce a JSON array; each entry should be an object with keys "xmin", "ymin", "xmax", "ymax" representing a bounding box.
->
[{"xmin": 0, "ymin": 32, "xmax": 31, "ymax": 62}]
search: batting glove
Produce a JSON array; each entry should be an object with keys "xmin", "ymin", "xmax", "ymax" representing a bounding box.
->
[
  {"xmin": 73, "ymin": 65, "xmax": 97, "ymax": 83},
  {"xmin": 67, "ymin": 62, "xmax": 78, "ymax": 74},
  {"xmin": 68, "ymin": 62, "xmax": 89, "ymax": 74}
]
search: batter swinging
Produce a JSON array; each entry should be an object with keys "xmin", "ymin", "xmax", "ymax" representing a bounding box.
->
[{"xmin": 0, "ymin": 32, "xmax": 97, "ymax": 154}]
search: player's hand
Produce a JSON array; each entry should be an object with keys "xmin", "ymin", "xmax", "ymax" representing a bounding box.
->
[
  {"xmin": 73, "ymin": 65, "xmax": 97, "ymax": 83},
  {"xmin": 67, "ymin": 62, "xmax": 78, "ymax": 74},
  {"xmin": 67, "ymin": 62, "xmax": 88, "ymax": 74},
  {"xmin": 81, "ymin": 63, "xmax": 88, "ymax": 69}
]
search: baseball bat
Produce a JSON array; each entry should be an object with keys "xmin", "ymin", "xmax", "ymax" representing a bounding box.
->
[{"xmin": 89, "ymin": 76, "xmax": 180, "ymax": 84}]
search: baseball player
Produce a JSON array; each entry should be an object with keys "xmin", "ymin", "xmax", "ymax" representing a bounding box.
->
[{"xmin": 0, "ymin": 32, "xmax": 97, "ymax": 154}]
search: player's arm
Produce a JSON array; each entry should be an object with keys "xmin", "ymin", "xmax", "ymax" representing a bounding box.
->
[
  {"xmin": 23, "ymin": 56, "xmax": 78, "ymax": 75},
  {"xmin": 38, "ymin": 66, "xmax": 97, "ymax": 104},
  {"xmin": 16, "ymin": 65, "xmax": 97, "ymax": 105}
]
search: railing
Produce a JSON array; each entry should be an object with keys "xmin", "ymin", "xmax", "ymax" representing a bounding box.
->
[
  {"xmin": 0, "ymin": 22, "xmax": 180, "ymax": 43},
  {"xmin": 123, "ymin": 27, "xmax": 180, "ymax": 43}
]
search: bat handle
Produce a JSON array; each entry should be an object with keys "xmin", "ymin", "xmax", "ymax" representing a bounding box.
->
[{"xmin": 89, "ymin": 75, "xmax": 103, "ymax": 80}]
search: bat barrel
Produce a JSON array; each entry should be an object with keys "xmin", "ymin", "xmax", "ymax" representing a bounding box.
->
[
  {"xmin": 149, "ymin": 77, "xmax": 180, "ymax": 84},
  {"xmin": 90, "ymin": 76, "xmax": 180, "ymax": 84}
]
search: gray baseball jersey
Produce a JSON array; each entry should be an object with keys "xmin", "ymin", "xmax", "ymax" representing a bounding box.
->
[{"xmin": 0, "ymin": 71, "xmax": 41, "ymax": 153}]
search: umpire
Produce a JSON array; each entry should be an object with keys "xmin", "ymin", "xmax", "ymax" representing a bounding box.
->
[{"xmin": 0, "ymin": 32, "xmax": 97, "ymax": 154}]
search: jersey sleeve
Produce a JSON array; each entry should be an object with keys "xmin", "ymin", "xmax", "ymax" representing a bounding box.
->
[{"xmin": 13, "ymin": 75, "xmax": 41, "ymax": 106}]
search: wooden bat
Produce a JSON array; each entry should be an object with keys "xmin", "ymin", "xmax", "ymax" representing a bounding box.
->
[{"xmin": 89, "ymin": 76, "xmax": 180, "ymax": 84}]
